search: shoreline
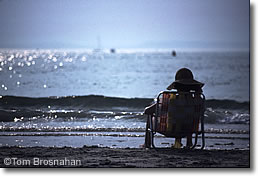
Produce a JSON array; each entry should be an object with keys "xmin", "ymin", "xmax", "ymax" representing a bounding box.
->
[{"xmin": 0, "ymin": 146, "xmax": 250, "ymax": 168}]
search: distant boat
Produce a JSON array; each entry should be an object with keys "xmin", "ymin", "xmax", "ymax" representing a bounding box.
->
[
  {"xmin": 93, "ymin": 36, "xmax": 102, "ymax": 53},
  {"xmin": 172, "ymin": 50, "xmax": 176, "ymax": 57},
  {"xmin": 93, "ymin": 48, "xmax": 102, "ymax": 53},
  {"xmin": 110, "ymin": 48, "xmax": 116, "ymax": 53}
]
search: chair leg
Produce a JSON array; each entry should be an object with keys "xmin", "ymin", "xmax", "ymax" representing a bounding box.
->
[
  {"xmin": 201, "ymin": 115, "xmax": 205, "ymax": 150},
  {"xmin": 191, "ymin": 133, "xmax": 198, "ymax": 149},
  {"xmin": 151, "ymin": 131, "xmax": 155, "ymax": 148},
  {"xmin": 145, "ymin": 115, "xmax": 151, "ymax": 148},
  {"xmin": 149, "ymin": 115, "xmax": 155, "ymax": 148}
]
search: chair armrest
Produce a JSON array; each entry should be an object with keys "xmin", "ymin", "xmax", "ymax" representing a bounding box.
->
[{"xmin": 144, "ymin": 103, "xmax": 156, "ymax": 115}]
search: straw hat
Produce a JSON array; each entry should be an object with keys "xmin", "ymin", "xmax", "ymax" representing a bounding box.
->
[{"xmin": 167, "ymin": 68, "xmax": 204, "ymax": 90}]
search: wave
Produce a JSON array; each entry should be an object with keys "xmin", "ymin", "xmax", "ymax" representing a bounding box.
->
[
  {"xmin": 0, "ymin": 95, "xmax": 250, "ymax": 110},
  {"xmin": 0, "ymin": 95, "xmax": 151, "ymax": 110},
  {"xmin": 0, "ymin": 108, "xmax": 250, "ymax": 124},
  {"xmin": 0, "ymin": 127, "xmax": 249, "ymax": 134},
  {"xmin": 0, "ymin": 109, "xmax": 144, "ymax": 122},
  {"xmin": 0, "ymin": 95, "xmax": 250, "ymax": 124}
]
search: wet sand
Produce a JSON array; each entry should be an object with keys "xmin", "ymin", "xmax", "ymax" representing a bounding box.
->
[{"xmin": 0, "ymin": 146, "xmax": 250, "ymax": 168}]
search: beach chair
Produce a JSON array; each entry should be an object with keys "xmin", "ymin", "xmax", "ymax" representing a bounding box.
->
[{"xmin": 145, "ymin": 90, "xmax": 205, "ymax": 149}]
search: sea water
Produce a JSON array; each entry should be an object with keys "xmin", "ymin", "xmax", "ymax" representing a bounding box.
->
[{"xmin": 0, "ymin": 49, "xmax": 250, "ymax": 149}]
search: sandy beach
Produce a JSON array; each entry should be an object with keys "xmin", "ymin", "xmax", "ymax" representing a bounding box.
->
[
  {"xmin": 0, "ymin": 146, "xmax": 250, "ymax": 168},
  {"xmin": 0, "ymin": 0, "xmax": 250, "ymax": 170}
]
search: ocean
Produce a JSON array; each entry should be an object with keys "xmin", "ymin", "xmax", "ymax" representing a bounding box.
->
[{"xmin": 0, "ymin": 49, "xmax": 250, "ymax": 149}]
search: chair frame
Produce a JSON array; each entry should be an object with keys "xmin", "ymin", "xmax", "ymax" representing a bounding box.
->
[{"xmin": 145, "ymin": 90, "xmax": 205, "ymax": 149}]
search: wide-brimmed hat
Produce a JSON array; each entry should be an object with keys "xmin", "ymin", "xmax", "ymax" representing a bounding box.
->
[{"xmin": 167, "ymin": 68, "xmax": 204, "ymax": 90}]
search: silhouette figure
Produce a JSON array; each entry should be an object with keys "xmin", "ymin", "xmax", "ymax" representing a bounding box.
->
[{"xmin": 144, "ymin": 68, "xmax": 204, "ymax": 148}]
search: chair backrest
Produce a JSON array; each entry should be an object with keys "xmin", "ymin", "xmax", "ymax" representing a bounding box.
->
[{"xmin": 155, "ymin": 91, "xmax": 205, "ymax": 137}]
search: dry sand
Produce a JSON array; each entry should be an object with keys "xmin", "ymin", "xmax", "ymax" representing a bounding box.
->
[{"xmin": 0, "ymin": 146, "xmax": 249, "ymax": 168}]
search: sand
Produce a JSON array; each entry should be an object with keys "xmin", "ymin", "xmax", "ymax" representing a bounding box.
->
[{"xmin": 0, "ymin": 146, "xmax": 250, "ymax": 168}]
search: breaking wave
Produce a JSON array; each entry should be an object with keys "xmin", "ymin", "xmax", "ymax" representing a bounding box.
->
[{"xmin": 0, "ymin": 95, "xmax": 250, "ymax": 124}]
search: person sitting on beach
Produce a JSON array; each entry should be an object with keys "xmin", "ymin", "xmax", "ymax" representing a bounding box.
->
[{"xmin": 144, "ymin": 67, "xmax": 204, "ymax": 148}]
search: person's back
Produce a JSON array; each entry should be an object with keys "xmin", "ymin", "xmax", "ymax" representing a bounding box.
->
[{"xmin": 144, "ymin": 68, "xmax": 204, "ymax": 148}]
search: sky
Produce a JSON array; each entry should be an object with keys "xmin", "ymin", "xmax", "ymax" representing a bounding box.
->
[{"xmin": 0, "ymin": 0, "xmax": 250, "ymax": 49}]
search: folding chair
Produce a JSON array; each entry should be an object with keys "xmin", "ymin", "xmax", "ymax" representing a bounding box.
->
[{"xmin": 145, "ymin": 90, "xmax": 205, "ymax": 149}]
